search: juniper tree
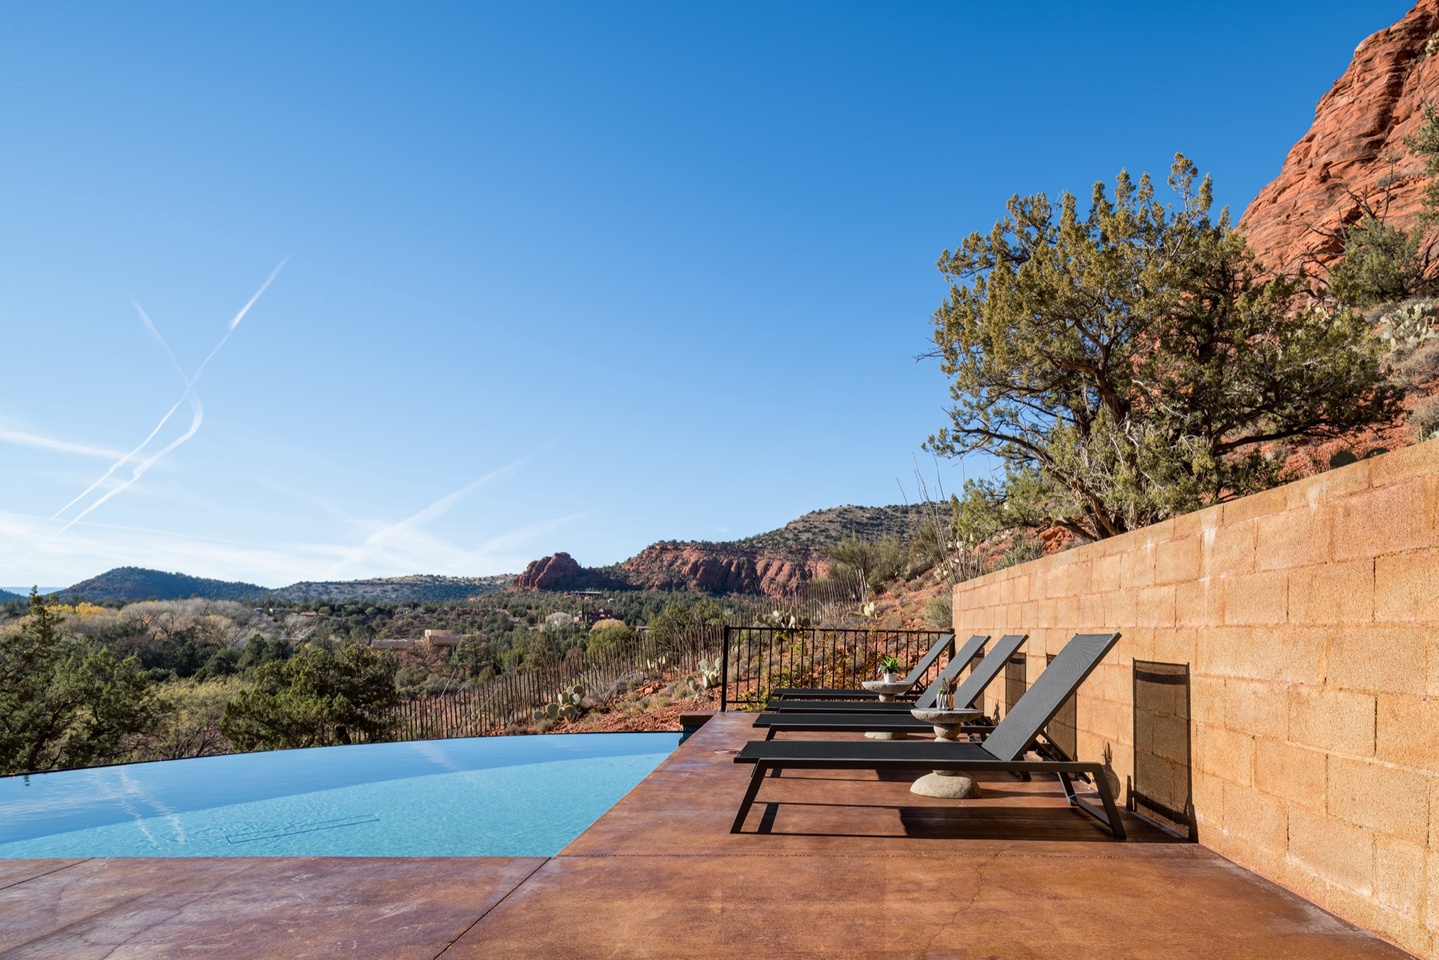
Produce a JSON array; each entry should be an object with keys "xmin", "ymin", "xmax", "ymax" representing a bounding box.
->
[{"xmin": 927, "ymin": 155, "xmax": 1400, "ymax": 542}]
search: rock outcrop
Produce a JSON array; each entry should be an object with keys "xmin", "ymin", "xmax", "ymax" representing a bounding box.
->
[
  {"xmin": 1242, "ymin": 1, "xmax": 1439, "ymax": 274},
  {"xmin": 616, "ymin": 543, "xmax": 826, "ymax": 596},
  {"xmin": 514, "ymin": 552, "xmax": 588, "ymax": 591}
]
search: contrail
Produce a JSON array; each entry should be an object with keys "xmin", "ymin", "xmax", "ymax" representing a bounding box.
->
[{"xmin": 28, "ymin": 260, "xmax": 285, "ymax": 559}]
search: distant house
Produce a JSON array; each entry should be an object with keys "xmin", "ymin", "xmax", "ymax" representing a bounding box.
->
[{"xmin": 424, "ymin": 629, "xmax": 460, "ymax": 647}]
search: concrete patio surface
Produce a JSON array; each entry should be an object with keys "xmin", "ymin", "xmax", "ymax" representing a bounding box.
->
[{"xmin": 0, "ymin": 714, "xmax": 1419, "ymax": 959}]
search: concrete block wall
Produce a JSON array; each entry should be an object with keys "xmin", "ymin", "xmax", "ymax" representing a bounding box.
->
[{"xmin": 952, "ymin": 439, "xmax": 1439, "ymax": 957}]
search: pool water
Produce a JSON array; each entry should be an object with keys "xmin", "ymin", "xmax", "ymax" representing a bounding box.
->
[{"xmin": 0, "ymin": 733, "xmax": 676, "ymax": 858}]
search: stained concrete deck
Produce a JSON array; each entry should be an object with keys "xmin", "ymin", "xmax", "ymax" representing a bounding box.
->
[{"xmin": 0, "ymin": 714, "xmax": 1418, "ymax": 959}]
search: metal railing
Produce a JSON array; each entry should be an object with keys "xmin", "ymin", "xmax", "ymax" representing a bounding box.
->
[{"xmin": 718, "ymin": 625, "xmax": 952, "ymax": 711}]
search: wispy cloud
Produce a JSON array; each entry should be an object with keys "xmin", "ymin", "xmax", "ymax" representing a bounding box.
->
[{"xmin": 0, "ymin": 425, "xmax": 128, "ymax": 460}]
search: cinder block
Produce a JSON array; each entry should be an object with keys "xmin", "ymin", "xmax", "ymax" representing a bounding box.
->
[
  {"xmin": 1103, "ymin": 588, "xmax": 1139, "ymax": 629},
  {"xmin": 1135, "ymin": 584, "xmax": 1177, "ymax": 628},
  {"xmin": 1197, "ymin": 626, "xmax": 1326, "ymax": 685},
  {"xmin": 1375, "ymin": 549, "xmax": 1439, "ymax": 624},
  {"xmin": 1222, "ymin": 779, "xmax": 1289, "ymax": 856},
  {"xmin": 1173, "ymin": 503, "xmax": 1220, "ymax": 539},
  {"xmin": 1369, "ymin": 693, "xmax": 1439, "ymax": 771},
  {"xmin": 1331, "ymin": 482, "xmax": 1433, "ymax": 563},
  {"xmin": 1090, "ymin": 553, "xmax": 1123, "ymax": 593},
  {"xmin": 1324, "ymin": 883, "xmax": 1431, "ymax": 960},
  {"xmin": 1288, "ymin": 804, "xmax": 1375, "ymax": 895},
  {"xmin": 1204, "ymin": 518, "xmax": 1256, "ymax": 578},
  {"xmin": 1154, "ymin": 535, "xmax": 1201, "ymax": 585},
  {"xmin": 1150, "ymin": 627, "xmax": 1197, "ymax": 670},
  {"xmin": 1221, "ymin": 570, "xmax": 1289, "ymax": 626},
  {"xmin": 1221, "ymin": 484, "xmax": 1289, "ymax": 524},
  {"xmin": 1223, "ymin": 679, "xmax": 1288, "ymax": 739},
  {"xmin": 1326, "ymin": 626, "xmax": 1428, "ymax": 696},
  {"xmin": 1255, "ymin": 507, "xmax": 1322, "ymax": 572},
  {"xmin": 1289, "ymin": 685, "xmax": 1376, "ymax": 757},
  {"xmin": 1327, "ymin": 754, "xmax": 1430, "ymax": 842},
  {"xmin": 1287, "ymin": 560, "xmax": 1375, "ymax": 626},
  {"xmin": 1190, "ymin": 768, "xmax": 1225, "ymax": 839},
  {"xmin": 1374, "ymin": 836, "xmax": 1426, "ymax": 917},
  {"xmin": 1120, "ymin": 539, "xmax": 1157, "ymax": 588},
  {"xmin": 1188, "ymin": 674, "xmax": 1227, "ymax": 727},
  {"xmin": 1175, "ymin": 576, "xmax": 1221, "ymax": 627},
  {"xmin": 1253, "ymin": 738, "xmax": 1326, "ymax": 812},
  {"xmin": 1054, "ymin": 594, "xmax": 1081, "ymax": 631},
  {"xmin": 1078, "ymin": 591, "xmax": 1106, "ymax": 626},
  {"xmin": 1368, "ymin": 435, "xmax": 1439, "ymax": 488},
  {"xmin": 1287, "ymin": 456, "xmax": 1373, "ymax": 511},
  {"xmin": 1193, "ymin": 721, "xmax": 1254, "ymax": 785}
]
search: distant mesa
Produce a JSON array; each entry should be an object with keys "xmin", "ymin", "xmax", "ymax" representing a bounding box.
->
[{"xmin": 55, "ymin": 567, "xmax": 514, "ymax": 604}]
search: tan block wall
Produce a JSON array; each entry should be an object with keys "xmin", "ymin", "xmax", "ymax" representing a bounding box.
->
[{"xmin": 953, "ymin": 439, "xmax": 1439, "ymax": 958}]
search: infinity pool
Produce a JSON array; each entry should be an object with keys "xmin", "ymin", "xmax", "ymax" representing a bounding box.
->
[{"xmin": 0, "ymin": 733, "xmax": 676, "ymax": 858}]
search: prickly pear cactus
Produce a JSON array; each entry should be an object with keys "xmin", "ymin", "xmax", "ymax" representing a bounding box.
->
[
  {"xmin": 1377, "ymin": 299, "xmax": 1439, "ymax": 352},
  {"xmin": 695, "ymin": 658, "xmax": 721, "ymax": 691}
]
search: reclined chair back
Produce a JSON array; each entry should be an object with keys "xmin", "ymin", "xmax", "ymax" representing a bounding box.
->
[
  {"xmin": 912, "ymin": 634, "xmax": 989, "ymax": 707},
  {"xmin": 898, "ymin": 631, "xmax": 955, "ymax": 687},
  {"xmin": 950, "ymin": 633, "xmax": 1027, "ymax": 709},
  {"xmin": 980, "ymin": 632, "xmax": 1121, "ymax": 762}
]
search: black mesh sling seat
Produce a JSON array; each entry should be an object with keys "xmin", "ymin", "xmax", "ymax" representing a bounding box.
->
[{"xmin": 731, "ymin": 632, "xmax": 1124, "ymax": 838}]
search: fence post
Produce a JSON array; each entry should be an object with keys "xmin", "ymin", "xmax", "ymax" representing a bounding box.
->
[{"xmin": 720, "ymin": 624, "xmax": 730, "ymax": 713}]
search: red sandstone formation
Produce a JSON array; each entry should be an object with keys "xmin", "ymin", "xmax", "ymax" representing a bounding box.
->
[
  {"xmin": 514, "ymin": 552, "xmax": 586, "ymax": 590},
  {"xmin": 617, "ymin": 542, "xmax": 825, "ymax": 597},
  {"xmin": 1242, "ymin": 1, "xmax": 1439, "ymax": 275}
]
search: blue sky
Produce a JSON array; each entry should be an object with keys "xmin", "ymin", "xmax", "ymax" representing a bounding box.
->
[{"xmin": 0, "ymin": 1, "xmax": 1413, "ymax": 588}]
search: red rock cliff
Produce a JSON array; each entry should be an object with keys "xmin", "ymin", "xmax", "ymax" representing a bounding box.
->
[
  {"xmin": 617, "ymin": 543, "xmax": 826, "ymax": 596},
  {"xmin": 1242, "ymin": 2, "xmax": 1439, "ymax": 274}
]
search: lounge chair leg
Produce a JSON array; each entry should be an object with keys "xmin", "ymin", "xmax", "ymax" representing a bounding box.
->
[
  {"xmin": 731, "ymin": 763, "xmax": 770, "ymax": 833},
  {"xmin": 1058, "ymin": 769, "xmax": 1127, "ymax": 839}
]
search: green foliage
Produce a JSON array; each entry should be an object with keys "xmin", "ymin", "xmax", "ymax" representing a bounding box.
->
[
  {"xmin": 824, "ymin": 535, "xmax": 906, "ymax": 594},
  {"xmin": 928, "ymin": 155, "xmax": 1401, "ymax": 541},
  {"xmin": 0, "ymin": 590, "xmax": 161, "ymax": 775},
  {"xmin": 1329, "ymin": 215, "xmax": 1430, "ymax": 309},
  {"xmin": 220, "ymin": 644, "xmax": 400, "ymax": 751},
  {"xmin": 921, "ymin": 594, "xmax": 953, "ymax": 630}
]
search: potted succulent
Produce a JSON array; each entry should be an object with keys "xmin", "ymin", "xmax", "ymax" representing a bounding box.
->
[
  {"xmin": 938, "ymin": 674, "xmax": 955, "ymax": 711},
  {"xmin": 879, "ymin": 655, "xmax": 903, "ymax": 683}
]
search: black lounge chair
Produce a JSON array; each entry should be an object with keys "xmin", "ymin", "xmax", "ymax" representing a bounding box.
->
[
  {"xmin": 768, "ymin": 631, "xmax": 954, "ymax": 700},
  {"xmin": 753, "ymin": 634, "xmax": 1028, "ymax": 735},
  {"xmin": 764, "ymin": 634, "xmax": 992, "ymax": 713},
  {"xmin": 731, "ymin": 632, "xmax": 1125, "ymax": 838}
]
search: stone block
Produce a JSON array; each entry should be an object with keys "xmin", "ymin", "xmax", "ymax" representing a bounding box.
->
[
  {"xmin": 1223, "ymin": 679, "xmax": 1289, "ymax": 740},
  {"xmin": 1089, "ymin": 552, "xmax": 1124, "ymax": 593},
  {"xmin": 1376, "ymin": 694, "xmax": 1439, "ymax": 770},
  {"xmin": 1078, "ymin": 591, "xmax": 1106, "ymax": 626},
  {"xmin": 1154, "ymin": 535, "xmax": 1201, "ymax": 585},
  {"xmin": 1054, "ymin": 594, "xmax": 1081, "ymax": 632},
  {"xmin": 1330, "ymin": 482, "xmax": 1432, "ymax": 563},
  {"xmin": 1327, "ymin": 754, "xmax": 1430, "ymax": 842},
  {"xmin": 1253, "ymin": 739, "xmax": 1326, "ymax": 811},
  {"xmin": 1197, "ymin": 626, "xmax": 1326, "ymax": 685},
  {"xmin": 1134, "ymin": 584, "xmax": 1177, "ymax": 628},
  {"xmin": 1150, "ymin": 628, "xmax": 1197, "ymax": 670},
  {"xmin": 1193, "ymin": 721, "xmax": 1254, "ymax": 785},
  {"xmin": 1221, "ymin": 484, "xmax": 1289, "ymax": 524},
  {"xmin": 1288, "ymin": 804, "xmax": 1375, "ymax": 895},
  {"xmin": 1175, "ymin": 576, "xmax": 1221, "ymax": 627},
  {"xmin": 1367, "ymin": 436, "xmax": 1439, "ymax": 488},
  {"xmin": 1326, "ymin": 626, "xmax": 1428, "ymax": 696},
  {"xmin": 1222, "ymin": 779, "xmax": 1289, "ymax": 855},
  {"xmin": 1324, "ymin": 884, "xmax": 1431, "ymax": 960},
  {"xmin": 1221, "ymin": 570, "xmax": 1289, "ymax": 626},
  {"xmin": 1375, "ymin": 548, "xmax": 1439, "ymax": 624},
  {"xmin": 1374, "ymin": 836, "xmax": 1426, "ymax": 917},
  {"xmin": 1287, "ymin": 560, "xmax": 1374, "ymax": 626},
  {"xmin": 1287, "ymin": 457, "xmax": 1373, "ymax": 512},
  {"xmin": 1103, "ymin": 588, "xmax": 1139, "ymax": 629},
  {"xmin": 1289, "ymin": 685, "xmax": 1376, "ymax": 757},
  {"xmin": 1190, "ymin": 768, "xmax": 1225, "ymax": 840},
  {"xmin": 1203, "ymin": 519, "xmax": 1256, "ymax": 578},
  {"xmin": 1255, "ymin": 507, "xmax": 1322, "ymax": 572},
  {"xmin": 1188, "ymin": 674, "xmax": 1227, "ymax": 728},
  {"xmin": 1120, "ymin": 540, "xmax": 1157, "ymax": 588}
]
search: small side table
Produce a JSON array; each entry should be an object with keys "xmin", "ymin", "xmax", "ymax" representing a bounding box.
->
[
  {"xmin": 908, "ymin": 707, "xmax": 982, "ymax": 799},
  {"xmin": 860, "ymin": 679, "xmax": 915, "ymax": 739}
]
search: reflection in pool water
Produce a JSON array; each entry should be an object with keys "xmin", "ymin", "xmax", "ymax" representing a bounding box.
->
[{"xmin": 0, "ymin": 732, "xmax": 676, "ymax": 858}]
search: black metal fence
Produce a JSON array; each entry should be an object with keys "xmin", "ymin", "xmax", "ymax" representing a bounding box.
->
[
  {"xmin": 391, "ymin": 624, "xmax": 722, "ymax": 740},
  {"xmin": 718, "ymin": 625, "xmax": 953, "ymax": 711}
]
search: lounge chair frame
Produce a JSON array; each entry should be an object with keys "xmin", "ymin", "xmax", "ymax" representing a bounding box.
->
[{"xmin": 731, "ymin": 632, "xmax": 1124, "ymax": 838}]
